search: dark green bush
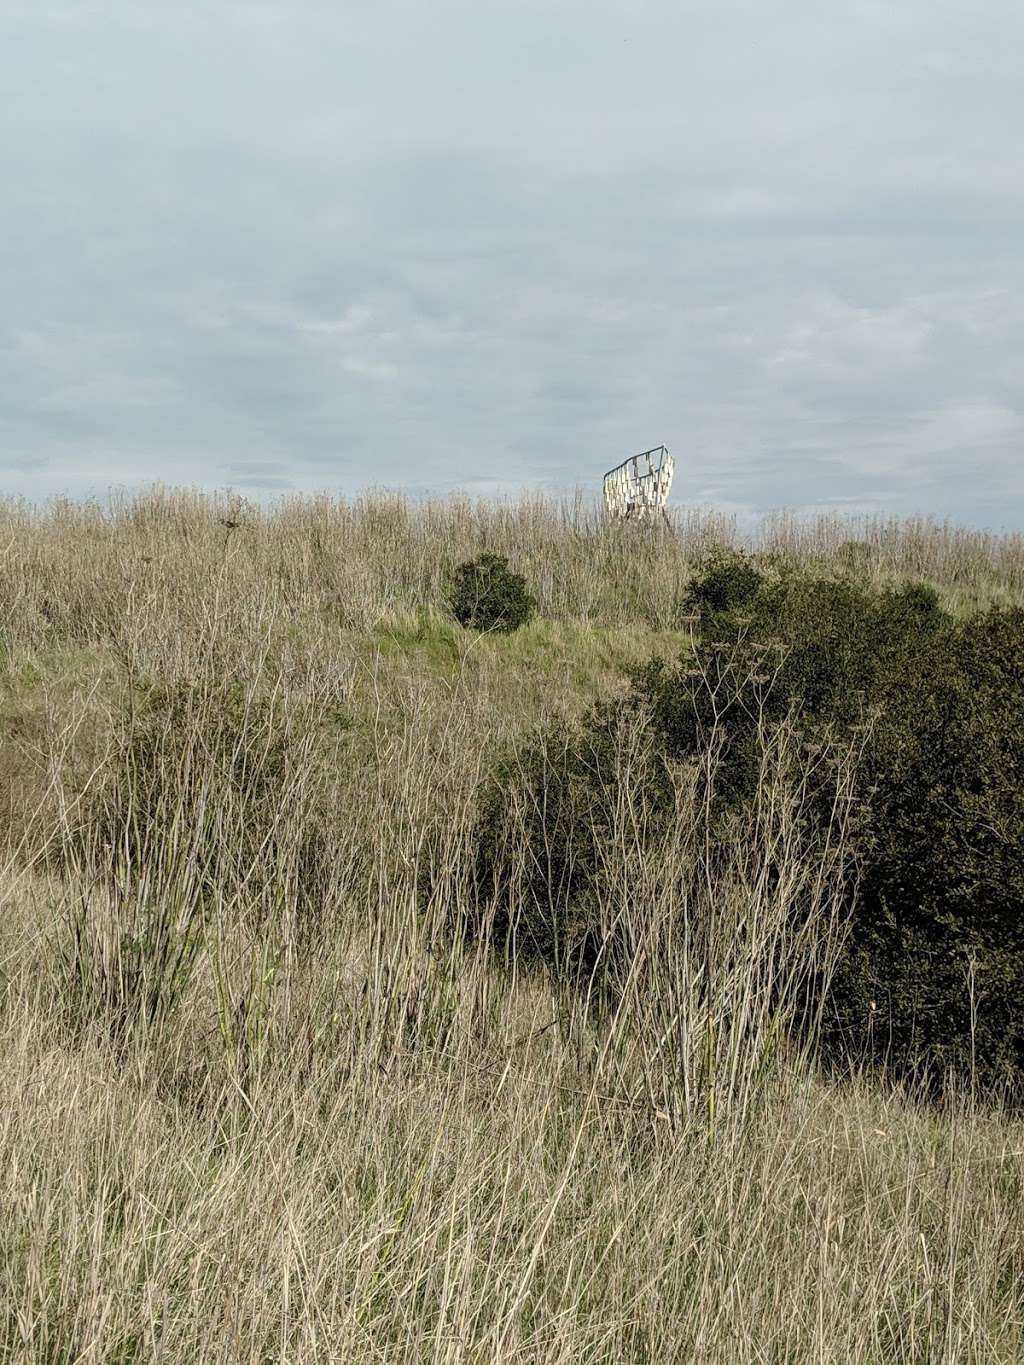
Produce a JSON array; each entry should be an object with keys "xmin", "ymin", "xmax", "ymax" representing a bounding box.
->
[
  {"xmin": 471, "ymin": 567, "xmax": 1024, "ymax": 1092},
  {"xmin": 449, "ymin": 553, "xmax": 537, "ymax": 634},
  {"xmin": 841, "ymin": 606, "xmax": 1024, "ymax": 1088},
  {"xmin": 683, "ymin": 547, "xmax": 764, "ymax": 632},
  {"xmin": 637, "ymin": 577, "xmax": 1024, "ymax": 1087},
  {"xmin": 470, "ymin": 719, "xmax": 626, "ymax": 979}
]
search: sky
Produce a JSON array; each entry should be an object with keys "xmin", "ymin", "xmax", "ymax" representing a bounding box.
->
[{"xmin": 3, "ymin": 0, "xmax": 1023, "ymax": 526}]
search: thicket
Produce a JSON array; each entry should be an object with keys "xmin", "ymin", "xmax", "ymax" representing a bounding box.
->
[{"xmin": 473, "ymin": 550, "xmax": 1024, "ymax": 1091}]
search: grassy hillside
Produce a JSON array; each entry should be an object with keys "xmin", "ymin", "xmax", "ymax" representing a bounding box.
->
[{"xmin": 1, "ymin": 490, "xmax": 1023, "ymax": 1362}]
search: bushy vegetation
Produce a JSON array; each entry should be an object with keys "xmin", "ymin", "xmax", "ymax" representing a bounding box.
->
[
  {"xmin": 665, "ymin": 569, "xmax": 1024, "ymax": 1089},
  {"xmin": 449, "ymin": 552, "xmax": 537, "ymax": 633},
  {"xmin": 681, "ymin": 543, "xmax": 765, "ymax": 630},
  {"xmin": 474, "ymin": 550, "xmax": 1024, "ymax": 1091}
]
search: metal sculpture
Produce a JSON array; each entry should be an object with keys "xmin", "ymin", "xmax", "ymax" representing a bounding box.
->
[{"xmin": 603, "ymin": 445, "xmax": 674, "ymax": 523}]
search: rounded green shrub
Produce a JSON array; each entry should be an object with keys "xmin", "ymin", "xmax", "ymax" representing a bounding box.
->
[
  {"xmin": 683, "ymin": 547, "xmax": 764, "ymax": 632},
  {"xmin": 449, "ymin": 553, "xmax": 537, "ymax": 634}
]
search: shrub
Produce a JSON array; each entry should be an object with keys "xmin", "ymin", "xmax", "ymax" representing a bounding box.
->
[
  {"xmin": 471, "ymin": 567, "xmax": 1024, "ymax": 1092},
  {"xmin": 840, "ymin": 606, "xmax": 1024, "ymax": 1088},
  {"xmin": 682, "ymin": 547, "xmax": 764, "ymax": 632},
  {"xmin": 470, "ymin": 716, "xmax": 626, "ymax": 978},
  {"xmin": 636, "ymin": 577, "xmax": 1024, "ymax": 1087},
  {"xmin": 469, "ymin": 679, "xmax": 860, "ymax": 1105},
  {"xmin": 650, "ymin": 579, "xmax": 1024, "ymax": 1090},
  {"xmin": 449, "ymin": 553, "xmax": 537, "ymax": 634}
]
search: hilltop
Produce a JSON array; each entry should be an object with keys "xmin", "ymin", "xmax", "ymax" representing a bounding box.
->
[{"xmin": 0, "ymin": 490, "xmax": 1022, "ymax": 1363}]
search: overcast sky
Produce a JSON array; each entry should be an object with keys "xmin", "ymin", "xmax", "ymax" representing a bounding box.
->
[{"xmin": 3, "ymin": 0, "xmax": 1023, "ymax": 525}]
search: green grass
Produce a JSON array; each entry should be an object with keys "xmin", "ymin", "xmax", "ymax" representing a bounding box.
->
[{"xmin": 355, "ymin": 609, "xmax": 690, "ymax": 716}]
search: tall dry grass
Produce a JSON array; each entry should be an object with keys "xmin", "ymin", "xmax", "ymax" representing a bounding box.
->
[
  {"xmin": 1, "ymin": 489, "xmax": 1022, "ymax": 672},
  {"xmin": 0, "ymin": 490, "xmax": 1021, "ymax": 1361}
]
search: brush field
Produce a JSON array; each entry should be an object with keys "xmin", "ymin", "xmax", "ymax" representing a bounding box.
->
[{"xmin": 1, "ymin": 490, "xmax": 1023, "ymax": 1363}]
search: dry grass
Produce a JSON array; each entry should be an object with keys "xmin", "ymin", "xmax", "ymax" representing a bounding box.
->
[
  {"xmin": 0, "ymin": 489, "xmax": 1022, "ymax": 1362},
  {"xmin": 1, "ymin": 488, "xmax": 1022, "ymax": 668}
]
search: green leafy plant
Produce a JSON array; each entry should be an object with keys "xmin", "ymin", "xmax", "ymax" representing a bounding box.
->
[
  {"xmin": 449, "ymin": 553, "xmax": 537, "ymax": 634},
  {"xmin": 471, "ymin": 566, "xmax": 1024, "ymax": 1092},
  {"xmin": 682, "ymin": 547, "xmax": 765, "ymax": 632}
]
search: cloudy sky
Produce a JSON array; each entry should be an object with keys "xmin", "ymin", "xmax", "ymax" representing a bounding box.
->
[{"xmin": 3, "ymin": 0, "xmax": 1023, "ymax": 524}]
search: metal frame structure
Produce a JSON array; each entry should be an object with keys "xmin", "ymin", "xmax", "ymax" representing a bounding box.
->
[{"xmin": 603, "ymin": 445, "xmax": 674, "ymax": 523}]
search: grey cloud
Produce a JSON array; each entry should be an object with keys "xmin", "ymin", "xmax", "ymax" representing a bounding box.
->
[
  {"xmin": 1, "ymin": 0, "xmax": 1022, "ymax": 524},
  {"xmin": 228, "ymin": 475, "xmax": 296, "ymax": 491},
  {"xmin": 225, "ymin": 460, "xmax": 291, "ymax": 477}
]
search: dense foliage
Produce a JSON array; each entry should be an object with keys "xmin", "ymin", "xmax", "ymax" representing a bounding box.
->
[
  {"xmin": 473, "ymin": 551, "xmax": 1024, "ymax": 1091},
  {"xmin": 682, "ymin": 544, "xmax": 765, "ymax": 632},
  {"xmin": 449, "ymin": 553, "xmax": 537, "ymax": 634}
]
